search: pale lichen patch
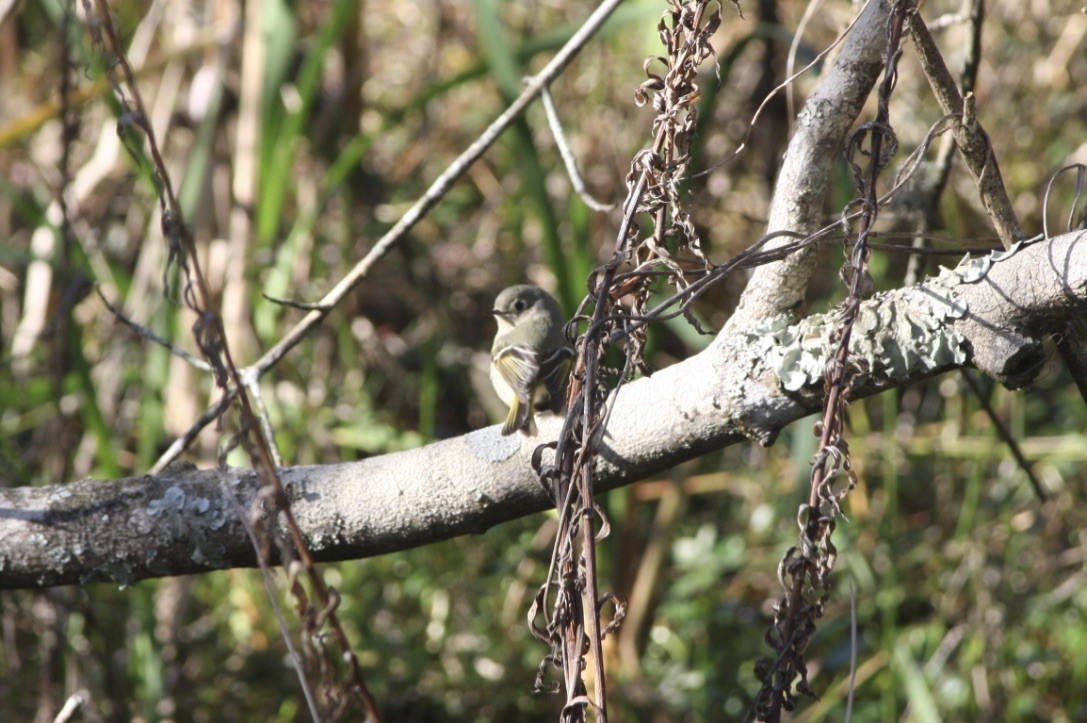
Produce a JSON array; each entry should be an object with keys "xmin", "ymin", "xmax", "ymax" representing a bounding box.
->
[
  {"xmin": 744, "ymin": 281, "xmax": 969, "ymax": 394},
  {"xmin": 148, "ymin": 485, "xmax": 230, "ymax": 567}
]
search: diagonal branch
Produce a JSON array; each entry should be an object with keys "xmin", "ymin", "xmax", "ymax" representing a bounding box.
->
[
  {"xmin": 731, "ymin": 0, "xmax": 889, "ymax": 325},
  {"xmin": 151, "ymin": 0, "xmax": 628, "ymax": 474},
  {"xmin": 905, "ymin": 11, "xmax": 1022, "ymax": 247}
]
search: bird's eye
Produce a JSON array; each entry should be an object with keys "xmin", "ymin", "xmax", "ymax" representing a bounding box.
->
[{"xmin": 513, "ymin": 300, "xmax": 527, "ymax": 312}]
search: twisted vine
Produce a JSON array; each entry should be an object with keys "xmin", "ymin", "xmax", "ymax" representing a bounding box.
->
[
  {"xmin": 753, "ymin": 2, "xmax": 915, "ymax": 720},
  {"xmin": 530, "ymin": 3, "xmax": 733, "ymax": 721}
]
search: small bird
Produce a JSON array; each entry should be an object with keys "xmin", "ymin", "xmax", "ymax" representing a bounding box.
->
[{"xmin": 490, "ymin": 284, "xmax": 573, "ymax": 435}]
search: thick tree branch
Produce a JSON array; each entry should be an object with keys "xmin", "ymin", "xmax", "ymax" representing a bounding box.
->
[
  {"xmin": 732, "ymin": 0, "xmax": 888, "ymax": 325},
  {"xmin": 2, "ymin": 232, "xmax": 1084, "ymax": 590}
]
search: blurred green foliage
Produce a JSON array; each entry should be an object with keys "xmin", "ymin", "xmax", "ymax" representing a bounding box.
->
[{"xmin": 1, "ymin": 0, "xmax": 1086, "ymax": 721}]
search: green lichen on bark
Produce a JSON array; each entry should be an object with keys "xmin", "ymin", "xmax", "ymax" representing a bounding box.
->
[{"xmin": 745, "ymin": 278, "xmax": 970, "ymax": 394}]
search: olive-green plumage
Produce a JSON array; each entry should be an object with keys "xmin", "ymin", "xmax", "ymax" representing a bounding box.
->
[{"xmin": 490, "ymin": 285, "xmax": 572, "ymax": 435}]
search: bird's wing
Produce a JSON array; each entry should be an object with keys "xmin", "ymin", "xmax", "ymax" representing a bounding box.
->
[
  {"xmin": 539, "ymin": 347, "xmax": 575, "ymax": 412},
  {"xmin": 492, "ymin": 345, "xmax": 541, "ymax": 399}
]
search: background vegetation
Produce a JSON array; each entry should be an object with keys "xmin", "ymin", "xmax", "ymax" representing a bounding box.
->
[{"xmin": 1, "ymin": 0, "xmax": 1086, "ymax": 720}]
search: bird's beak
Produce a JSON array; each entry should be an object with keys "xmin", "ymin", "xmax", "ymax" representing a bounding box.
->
[{"xmin": 492, "ymin": 309, "xmax": 514, "ymax": 331}]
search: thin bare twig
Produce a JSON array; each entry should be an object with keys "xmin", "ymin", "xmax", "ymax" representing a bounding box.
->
[
  {"xmin": 694, "ymin": 0, "xmax": 875, "ymax": 180},
  {"xmin": 261, "ymin": 293, "xmax": 332, "ymax": 312},
  {"xmin": 784, "ymin": 0, "xmax": 824, "ymax": 138},
  {"xmin": 223, "ymin": 476, "xmax": 321, "ymax": 720},
  {"xmin": 245, "ymin": 372, "xmax": 283, "ymax": 468},
  {"xmin": 960, "ymin": 370, "xmax": 1048, "ymax": 501},
  {"xmin": 96, "ymin": 286, "xmax": 213, "ymax": 372},
  {"xmin": 51, "ymin": 691, "xmax": 87, "ymax": 723},
  {"xmin": 845, "ymin": 575, "xmax": 857, "ymax": 722},
  {"xmin": 539, "ymin": 85, "xmax": 615, "ymax": 212}
]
